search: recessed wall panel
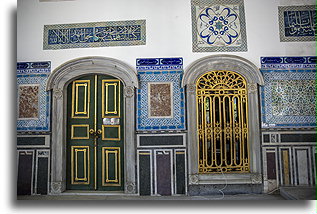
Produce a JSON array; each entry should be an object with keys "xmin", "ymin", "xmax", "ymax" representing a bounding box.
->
[{"xmin": 17, "ymin": 151, "xmax": 34, "ymax": 195}]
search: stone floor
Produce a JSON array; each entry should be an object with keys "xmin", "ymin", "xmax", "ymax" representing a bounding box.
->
[
  {"xmin": 280, "ymin": 186, "xmax": 316, "ymax": 200},
  {"xmin": 17, "ymin": 193, "xmax": 284, "ymax": 200},
  {"xmin": 17, "ymin": 186, "xmax": 315, "ymax": 201},
  {"xmin": 14, "ymin": 191, "xmax": 280, "ymax": 200}
]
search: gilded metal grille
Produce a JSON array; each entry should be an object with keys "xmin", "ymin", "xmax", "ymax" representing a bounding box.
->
[{"xmin": 196, "ymin": 70, "xmax": 249, "ymax": 173}]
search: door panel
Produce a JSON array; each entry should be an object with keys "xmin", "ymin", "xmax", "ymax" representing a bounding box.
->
[
  {"xmin": 101, "ymin": 79, "xmax": 121, "ymax": 118},
  {"xmin": 97, "ymin": 76, "xmax": 123, "ymax": 191},
  {"xmin": 72, "ymin": 79, "xmax": 90, "ymax": 118},
  {"xmin": 101, "ymin": 147, "xmax": 121, "ymax": 187},
  {"xmin": 71, "ymin": 146, "xmax": 90, "ymax": 185},
  {"xmin": 67, "ymin": 75, "xmax": 124, "ymax": 191}
]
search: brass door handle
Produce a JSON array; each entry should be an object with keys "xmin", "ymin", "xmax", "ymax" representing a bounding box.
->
[
  {"xmin": 89, "ymin": 129, "xmax": 102, "ymax": 138},
  {"xmin": 89, "ymin": 129, "xmax": 96, "ymax": 135}
]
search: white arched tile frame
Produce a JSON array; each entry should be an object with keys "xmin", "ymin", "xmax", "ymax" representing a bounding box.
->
[
  {"xmin": 182, "ymin": 55, "xmax": 265, "ymax": 186},
  {"xmin": 46, "ymin": 56, "xmax": 138, "ymax": 194}
]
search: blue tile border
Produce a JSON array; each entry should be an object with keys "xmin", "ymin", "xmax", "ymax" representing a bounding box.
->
[
  {"xmin": 261, "ymin": 56, "xmax": 317, "ymax": 69},
  {"xmin": 136, "ymin": 58, "xmax": 186, "ymax": 131},
  {"xmin": 136, "ymin": 57, "xmax": 183, "ymax": 70},
  {"xmin": 260, "ymin": 69, "xmax": 316, "ymax": 128},
  {"xmin": 278, "ymin": 5, "xmax": 316, "ymax": 42},
  {"xmin": 17, "ymin": 61, "xmax": 51, "ymax": 74},
  {"xmin": 43, "ymin": 20, "xmax": 146, "ymax": 50},
  {"xmin": 17, "ymin": 62, "xmax": 51, "ymax": 132}
]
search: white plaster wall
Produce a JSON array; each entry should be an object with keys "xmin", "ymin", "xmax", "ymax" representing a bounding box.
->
[{"xmin": 17, "ymin": 0, "xmax": 316, "ymax": 72}]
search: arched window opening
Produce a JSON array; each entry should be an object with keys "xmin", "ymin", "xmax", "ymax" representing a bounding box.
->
[{"xmin": 196, "ymin": 70, "xmax": 249, "ymax": 174}]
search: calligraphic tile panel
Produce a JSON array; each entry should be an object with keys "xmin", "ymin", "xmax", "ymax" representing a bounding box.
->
[
  {"xmin": 278, "ymin": 5, "xmax": 316, "ymax": 42},
  {"xmin": 191, "ymin": 0, "xmax": 247, "ymax": 52},
  {"xmin": 261, "ymin": 56, "xmax": 316, "ymax": 69},
  {"xmin": 17, "ymin": 62, "xmax": 51, "ymax": 74},
  {"xmin": 260, "ymin": 69, "xmax": 316, "ymax": 128},
  {"xmin": 43, "ymin": 20, "xmax": 146, "ymax": 50}
]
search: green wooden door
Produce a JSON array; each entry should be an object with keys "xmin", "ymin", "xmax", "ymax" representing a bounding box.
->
[{"xmin": 66, "ymin": 74, "xmax": 124, "ymax": 191}]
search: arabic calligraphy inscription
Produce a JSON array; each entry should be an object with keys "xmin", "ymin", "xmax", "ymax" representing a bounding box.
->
[
  {"xmin": 44, "ymin": 20, "xmax": 146, "ymax": 50},
  {"xmin": 279, "ymin": 5, "xmax": 316, "ymax": 42}
]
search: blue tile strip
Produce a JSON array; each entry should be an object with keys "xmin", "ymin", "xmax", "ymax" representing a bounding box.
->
[
  {"xmin": 261, "ymin": 56, "xmax": 317, "ymax": 69},
  {"xmin": 136, "ymin": 57, "xmax": 183, "ymax": 70},
  {"xmin": 17, "ymin": 61, "xmax": 51, "ymax": 74},
  {"xmin": 43, "ymin": 20, "xmax": 146, "ymax": 50},
  {"xmin": 260, "ymin": 69, "xmax": 316, "ymax": 128},
  {"xmin": 136, "ymin": 58, "xmax": 186, "ymax": 131},
  {"xmin": 17, "ymin": 62, "xmax": 51, "ymax": 132}
]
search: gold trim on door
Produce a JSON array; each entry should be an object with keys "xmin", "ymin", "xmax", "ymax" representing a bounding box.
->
[
  {"xmin": 71, "ymin": 146, "xmax": 90, "ymax": 185},
  {"xmin": 72, "ymin": 80, "xmax": 90, "ymax": 118},
  {"xmin": 102, "ymin": 125, "xmax": 121, "ymax": 141},
  {"xmin": 67, "ymin": 75, "xmax": 123, "ymax": 190},
  {"xmin": 101, "ymin": 147, "xmax": 121, "ymax": 186},
  {"xmin": 102, "ymin": 80, "xmax": 120, "ymax": 118},
  {"xmin": 71, "ymin": 124, "xmax": 90, "ymax": 140}
]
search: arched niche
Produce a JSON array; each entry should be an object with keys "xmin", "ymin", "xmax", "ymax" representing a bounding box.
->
[
  {"xmin": 46, "ymin": 56, "xmax": 138, "ymax": 194},
  {"xmin": 182, "ymin": 55, "xmax": 265, "ymax": 189}
]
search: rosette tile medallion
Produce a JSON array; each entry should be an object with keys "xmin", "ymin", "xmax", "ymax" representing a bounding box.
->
[{"xmin": 191, "ymin": 0, "xmax": 247, "ymax": 52}]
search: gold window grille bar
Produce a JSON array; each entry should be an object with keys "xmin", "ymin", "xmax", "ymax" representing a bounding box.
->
[{"xmin": 196, "ymin": 70, "xmax": 250, "ymax": 174}]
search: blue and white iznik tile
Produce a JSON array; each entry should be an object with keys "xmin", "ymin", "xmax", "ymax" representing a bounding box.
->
[
  {"xmin": 43, "ymin": 20, "xmax": 146, "ymax": 50},
  {"xmin": 260, "ymin": 67, "xmax": 316, "ymax": 128},
  {"xmin": 136, "ymin": 57, "xmax": 186, "ymax": 131},
  {"xmin": 278, "ymin": 5, "xmax": 316, "ymax": 42},
  {"xmin": 17, "ymin": 61, "xmax": 51, "ymax": 132},
  {"xmin": 191, "ymin": 0, "xmax": 247, "ymax": 52}
]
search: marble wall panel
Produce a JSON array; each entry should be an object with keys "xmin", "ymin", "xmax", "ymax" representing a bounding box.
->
[
  {"xmin": 148, "ymin": 82, "xmax": 172, "ymax": 118},
  {"xmin": 262, "ymin": 130, "xmax": 316, "ymax": 192},
  {"xmin": 18, "ymin": 85, "xmax": 39, "ymax": 119}
]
